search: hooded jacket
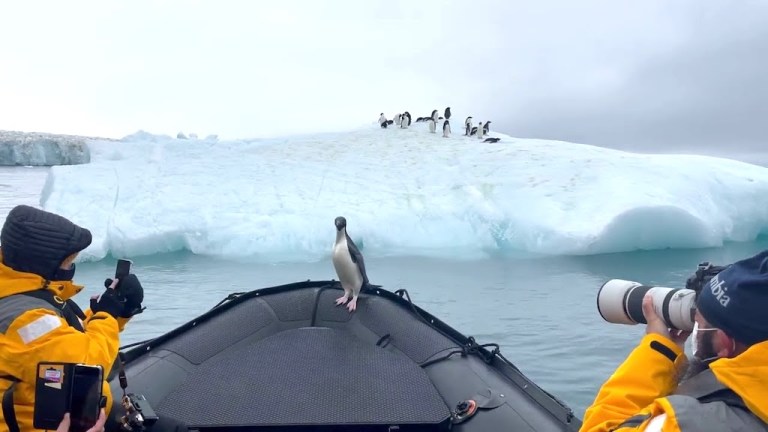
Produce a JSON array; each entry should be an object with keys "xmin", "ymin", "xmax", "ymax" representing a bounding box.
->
[
  {"xmin": 580, "ymin": 333, "xmax": 768, "ymax": 431},
  {"xmin": 0, "ymin": 205, "xmax": 124, "ymax": 432}
]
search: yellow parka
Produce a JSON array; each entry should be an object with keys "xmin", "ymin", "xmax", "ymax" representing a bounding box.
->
[
  {"xmin": 581, "ymin": 333, "xmax": 768, "ymax": 431},
  {"xmin": 0, "ymin": 257, "xmax": 130, "ymax": 432}
]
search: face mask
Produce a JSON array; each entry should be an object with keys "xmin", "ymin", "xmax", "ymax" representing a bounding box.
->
[
  {"xmin": 691, "ymin": 322, "xmax": 719, "ymax": 360},
  {"xmin": 52, "ymin": 263, "xmax": 76, "ymax": 281}
]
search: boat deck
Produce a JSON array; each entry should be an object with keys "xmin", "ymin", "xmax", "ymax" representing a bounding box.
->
[{"xmin": 156, "ymin": 326, "xmax": 451, "ymax": 428}]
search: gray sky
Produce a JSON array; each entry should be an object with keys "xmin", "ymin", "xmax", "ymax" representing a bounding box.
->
[{"xmin": 1, "ymin": 0, "xmax": 766, "ymax": 153}]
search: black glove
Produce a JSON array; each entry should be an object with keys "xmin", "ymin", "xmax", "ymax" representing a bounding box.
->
[
  {"xmin": 90, "ymin": 289, "xmax": 126, "ymax": 319},
  {"xmin": 103, "ymin": 273, "xmax": 145, "ymax": 318}
]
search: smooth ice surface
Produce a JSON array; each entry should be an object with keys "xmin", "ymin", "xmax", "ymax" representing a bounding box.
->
[
  {"xmin": 0, "ymin": 130, "xmax": 91, "ymax": 166},
  {"xmin": 39, "ymin": 124, "xmax": 768, "ymax": 263}
]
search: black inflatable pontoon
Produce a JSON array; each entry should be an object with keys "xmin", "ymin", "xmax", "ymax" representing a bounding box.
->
[{"xmin": 106, "ymin": 281, "xmax": 582, "ymax": 432}]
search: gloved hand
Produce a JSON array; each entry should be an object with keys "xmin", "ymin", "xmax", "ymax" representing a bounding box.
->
[
  {"xmin": 103, "ymin": 273, "xmax": 145, "ymax": 318},
  {"xmin": 90, "ymin": 288, "xmax": 126, "ymax": 319}
]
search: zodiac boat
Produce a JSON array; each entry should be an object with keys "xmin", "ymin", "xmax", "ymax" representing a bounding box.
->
[{"xmin": 105, "ymin": 280, "xmax": 582, "ymax": 431}]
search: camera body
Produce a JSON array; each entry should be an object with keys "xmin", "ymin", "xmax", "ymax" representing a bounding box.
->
[
  {"xmin": 597, "ymin": 261, "xmax": 728, "ymax": 331},
  {"xmin": 685, "ymin": 261, "xmax": 728, "ymax": 292},
  {"xmin": 120, "ymin": 393, "xmax": 159, "ymax": 432}
]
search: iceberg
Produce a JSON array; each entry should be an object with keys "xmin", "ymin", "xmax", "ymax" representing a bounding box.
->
[
  {"xmin": 0, "ymin": 130, "xmax": 91, "ymax": 166},
  {"xmin": 39, "ymin": 124, "xmax": 768, "ymax": 263}
]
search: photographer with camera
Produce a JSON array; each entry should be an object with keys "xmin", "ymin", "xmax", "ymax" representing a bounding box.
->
[
  {"xmin": 0, "ymin": 205, "xmax": 145, "ymax": 432},
  {"xmin": 582, "ymin": 251, "xmax": 768, "ymax": 431}
]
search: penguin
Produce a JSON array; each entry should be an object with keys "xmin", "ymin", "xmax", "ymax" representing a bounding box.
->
[
  {"xmin": 483, "ymin": 137, "xmax": 500, "ymax": 143},
  {"xmin": 477, "ymin": 122, "xmax": 485, "ymax": 139},
  {"xmin": 431, "ymin": 110, "xmax": 438, "ymax": 123},
  {"xmin": 401, "ymin": 112, "xmax": 411, "ymax": 128},
  {"xmin": 442, "ymin": 120, "xmax": 451, "ymax": 137},
  {"xmin": 332, "ymin": 216, "xmax": 372, "ymax": 312},
  {"xmin": 378, "ymin": 113, "xmax": 387, "ymax": 125},
  {"xmin": 444, "ymin": 107, "xmax": 451, "ymax": 120},
  {"xmin": 394, "ymin": 113, "xmax": 402, "ymax": 126},
  {"xmin": 464, "ymin": 116, "xmax": 473, "ymax": 136},
  {"xmin": 428, "ymin": 118, "xmax": 436, "ymax": 133},
  {"xmin": 483, "ymin": 121, "xmax": 492, "ymax": 134}
]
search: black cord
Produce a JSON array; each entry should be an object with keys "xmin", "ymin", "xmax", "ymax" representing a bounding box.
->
[
  {"xmin": 310, "ymin": 283, "xmax": 336, "ymax": 326},
  {"xmin": 209, "ymin": 292, "xmax": 247, "ymax": 309}
]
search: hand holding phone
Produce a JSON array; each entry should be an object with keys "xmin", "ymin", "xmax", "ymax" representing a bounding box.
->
[
  {"xmin": 106, "ymin": 258, "xmax": 132, "ymax": 293},
  {"xmin": 56, "ymin": 409, "xmax": 107, "ymax": 432},
  {"xmin": 101, "ymin": 259, "xmax": 145, "ymax": 317},
  {"xmin": 33, "ymin": 363, "xmax": 104, "ymax": 432}
]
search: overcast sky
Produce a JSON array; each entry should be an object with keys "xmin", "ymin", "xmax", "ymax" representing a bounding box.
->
[{"xmin": 1, "ymin": 0, "xmax": 766, "ymax": 153}]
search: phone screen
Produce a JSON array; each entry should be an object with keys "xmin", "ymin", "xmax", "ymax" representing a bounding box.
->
[
  {"xmin": 69, "ymin": 365, "xmax": 103, "ymax": 432},
  {"xmin": 115, "ymin": 259, "xmax": 132, "ymax": 279}
]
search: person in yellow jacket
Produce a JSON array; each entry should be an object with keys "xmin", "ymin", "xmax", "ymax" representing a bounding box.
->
[
  {"xmin": 581, "ymin": 250, "xmax": 768, "ymax": 431},
  {"xmin": 0, "ymin": 205, "xmax": 145, "ymax": 432}
]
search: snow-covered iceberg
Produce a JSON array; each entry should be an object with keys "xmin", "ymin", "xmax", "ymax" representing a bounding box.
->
[
  {"xmin": 38, "ymin": 124, "xmax": 768, "ymax": 263},
  {"xmin": 0, "ymin": 130, "xmax": 91, "ymax": 166}
]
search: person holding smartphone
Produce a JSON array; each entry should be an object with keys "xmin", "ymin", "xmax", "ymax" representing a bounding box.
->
[
  {"xmin": 0, "ymin": 205, "xmax": 145, "ymax": 432},
  {"xmin": 56, "ymin": 410, "xmax": 106, "ymax": 432}
]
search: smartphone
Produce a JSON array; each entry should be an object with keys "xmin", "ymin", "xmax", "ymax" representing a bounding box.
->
[
  {"xmin": 33, "ymin": 363, "xmax": 103, "ymax": 432},
  {"xmin": 68, "ymin": 364, "xmax": 104, "ymax": 432},
  {"xmin": 115, "ymin": 258, "xmax": 132, "ymax": 279}
]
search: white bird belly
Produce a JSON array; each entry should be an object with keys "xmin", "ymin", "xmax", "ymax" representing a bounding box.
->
[{"xmin": 332, "ymin": 240, "xmax": 363, "ymax": 293}]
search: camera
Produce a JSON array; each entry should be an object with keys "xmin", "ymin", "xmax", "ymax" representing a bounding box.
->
[
  {"xmin": 120, "ymin": 393, "xmax": 159, "ymax": 432},
  {"xmin": 596, "ymin": 261, "xmax": 728, "ymax": 331}
]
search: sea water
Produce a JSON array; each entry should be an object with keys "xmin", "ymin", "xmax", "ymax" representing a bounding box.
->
[{"xmin": 3, "ymin": 125, "xmax": 768, "ymax": 417}]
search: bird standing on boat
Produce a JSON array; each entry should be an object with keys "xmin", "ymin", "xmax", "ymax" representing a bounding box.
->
[{"xmin": 332, "ymin": 216, "xmax": 371, "ymax": 312}]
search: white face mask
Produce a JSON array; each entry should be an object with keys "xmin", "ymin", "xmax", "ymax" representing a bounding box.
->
[{"xmin": 691, "ymin": 322, "xmax": 719, "ymax": 360}]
